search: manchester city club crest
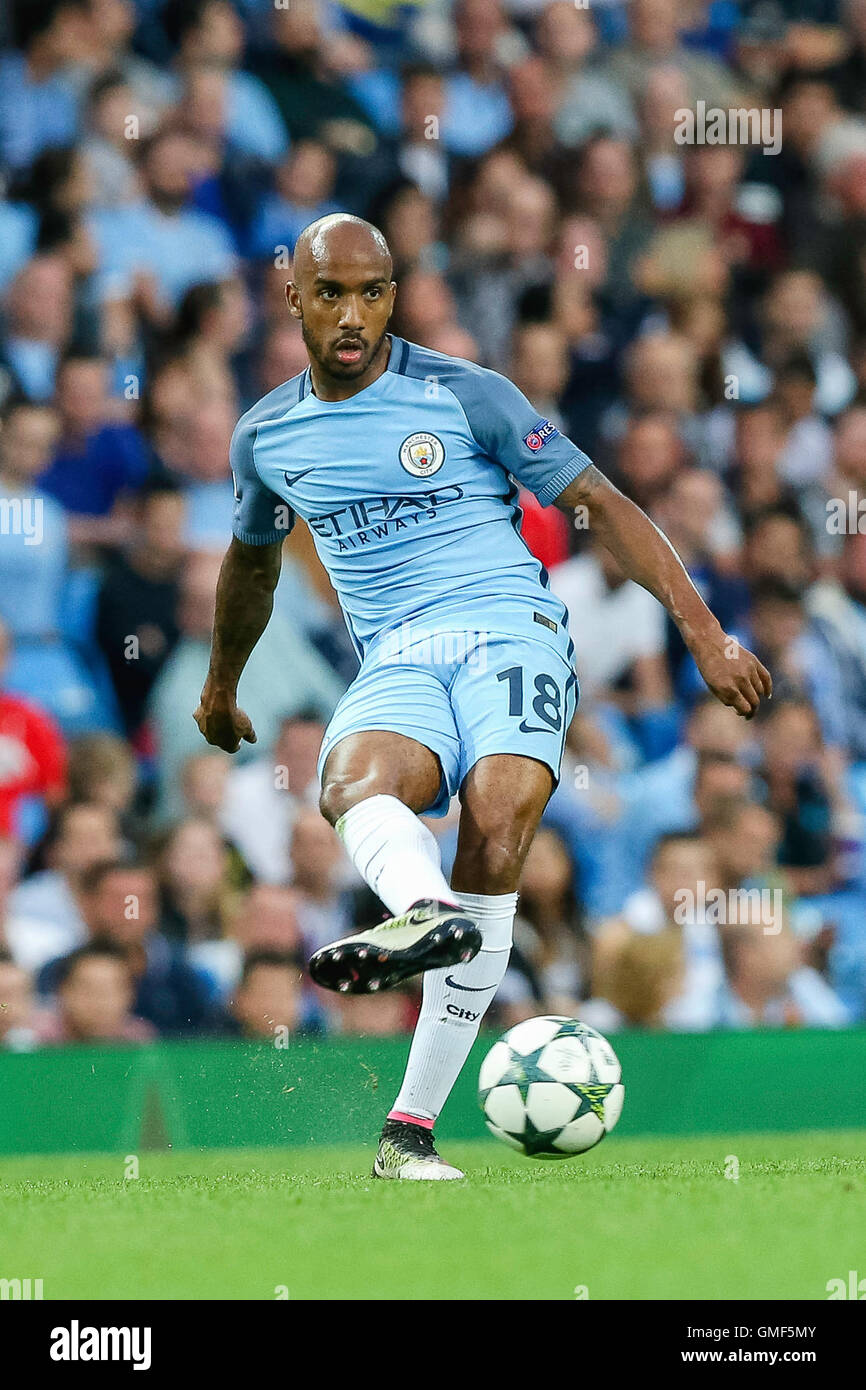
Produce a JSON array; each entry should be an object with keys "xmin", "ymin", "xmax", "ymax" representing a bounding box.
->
[{"xmin": 399, "ymin": 431, "xmax": 445, "ymax": 477}]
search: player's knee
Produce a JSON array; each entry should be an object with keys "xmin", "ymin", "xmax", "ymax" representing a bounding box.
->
[
  {"xmin": 461, "ymin": 831, "xmax": 528, "ymax": 893},
  {"xmin": 319, "ymin": 775, "xmax": 359, "ymax": 826},
  {"xmin": 319, "ymin": 770, "xmax": 393, "ymax": 825}
]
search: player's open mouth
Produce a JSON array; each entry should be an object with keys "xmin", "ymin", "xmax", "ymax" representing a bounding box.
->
[{"xmin": 335, "ymin": 343, "xmax": 364, "ymax": 364}]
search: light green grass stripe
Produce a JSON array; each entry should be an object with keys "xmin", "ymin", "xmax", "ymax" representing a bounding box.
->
[{"xmin": 1, "ymin": 1131, "xmax": 863, "ymax": 1301}]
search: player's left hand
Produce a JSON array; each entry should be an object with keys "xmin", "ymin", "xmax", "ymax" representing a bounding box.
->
[{"xmin": 691, "ymin": 633, "xmax": 772, "ymax": 719}]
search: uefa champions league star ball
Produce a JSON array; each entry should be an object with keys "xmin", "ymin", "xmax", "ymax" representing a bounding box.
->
[{"xmin": 478, "ymin": 1016, "xmax": 624, "ymax": 1158}]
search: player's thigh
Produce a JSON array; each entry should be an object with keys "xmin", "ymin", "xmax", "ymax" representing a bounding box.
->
[
  {"xmin": 453, "ymin": 752, "xmax": 555, "ymax": 889},
  {"xmin": 320, "ymin": 730, "xmax": 442, "ymax": 820},
  {"xmin": 318, "ymin": 661, "xmax": 461, "ymax": 821}
]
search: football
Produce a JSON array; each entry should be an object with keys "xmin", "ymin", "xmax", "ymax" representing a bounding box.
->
[{"xmin": 479, "ymin": 1016, "xmax": 624, "ymax": 1158}]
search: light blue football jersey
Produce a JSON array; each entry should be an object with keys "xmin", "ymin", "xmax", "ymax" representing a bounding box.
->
[{"xmin": 231, "ymin": 336, "xmax": 593, "ymax": 657}]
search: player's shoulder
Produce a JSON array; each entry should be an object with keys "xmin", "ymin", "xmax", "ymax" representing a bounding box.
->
[
  {"xmin": 398, "ymin": 338, "xmax": 509, "ymax": 396},
  {"xmin": 232, "ymin": 371, "xmax": 309, "ymax": 444}
]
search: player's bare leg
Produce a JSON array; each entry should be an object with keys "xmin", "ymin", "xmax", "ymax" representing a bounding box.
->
[
  {"xmin": 309, "ymin": 732, "xmax": 482, "ymax": 996},
  {"xmin": 450, "ymin": 753, "xmax": 554, "ymax": 894}
]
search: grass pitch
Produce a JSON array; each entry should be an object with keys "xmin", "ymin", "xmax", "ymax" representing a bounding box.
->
[{"xmin": 1, "ymin": 1131, "xmax": 864, "ymax": 1300}]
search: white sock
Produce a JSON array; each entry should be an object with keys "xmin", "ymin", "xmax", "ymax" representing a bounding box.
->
[
  {"xmin": 335, "ymin": 794, "xmax": 457, "ymax": 917},
  {"xmin": 389, "ymin": 890, "xmax": 517, "ymax": 1125}
]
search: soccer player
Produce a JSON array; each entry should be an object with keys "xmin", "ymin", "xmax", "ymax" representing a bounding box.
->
[{"xmin": 195, "ymin": 214, "xmax": 772, "ymax": 1180}]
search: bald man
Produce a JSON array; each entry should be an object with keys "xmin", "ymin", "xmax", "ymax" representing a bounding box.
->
[{"xmin": 195, "ymin": 214, "xmax": 771, "ymax": 1179}]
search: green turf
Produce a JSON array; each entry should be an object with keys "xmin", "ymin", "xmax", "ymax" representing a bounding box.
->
[{"xmin": 1, "ymin": 1131, "xmax": 864, "ymax": 1300}]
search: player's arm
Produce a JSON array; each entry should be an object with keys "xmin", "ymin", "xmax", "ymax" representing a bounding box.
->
[
  {"xmin": 555, "ymin": 465, "xmax": 772, "ymax": 719},
  {"xmin": 195, "ymin": 415, "xmax": 291, "ymax": 752},
  {"xmin": 194, "ymin": 536, "xmax": 282, "ymax": 751}
]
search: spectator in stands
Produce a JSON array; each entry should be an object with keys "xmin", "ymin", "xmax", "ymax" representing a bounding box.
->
[
  {"xmin": 731, "ymin": 402, "xmax": 793, "ymax": 518},
  {"xmin": 539, "ymin": 1, "xmax": 636, "ymax": 151},
  {"xmin": 179, "ymin": 749, "xmax": 230, "ymax": 823},
  {"xmin": 727, "ymin": 268, "xmax": 857, "ymax": 417},
  {"xmin": 773, "ymin": 352, "xmax": 834, "ymax": 489},
  {"xmin": 590, "ymin": 831, "xmax": 725, "ymax": 1032},
  {"xmin": 0, "ymin": 0, "xmax": 85, "ymax": 173},
  {"xmin": 288, "ymin": 806, "xmax": 353, "ymax": 955},
  {"xmin": 602, "ymin": 0, "xmax": 749, "ymax": 111},
  {"xmin": 148, "ymin": 550, "xmax": 343, "ymax": 820},
  {"xmin": 226, "ymin": 948, "xmax": 304, "ymax": 1039},
  {"xmin": 747, "ymin": 579, "xmax": 848, "ymax": 753},
  {"xmin": 440, "ymin": 0, "xmax": 516, "ymax": 158},
  {"xmin": 174, "ymin": 400, "xmax": 240, "ymax": 549},
  {"xmin": 0, "ymin": 948, "xmax": 42, "ymax": 1050},
  {"xmin": 254, "ymin": 320, "xmax": 310, "ymax": 398},
  {"xmin": 220, "ymin": 710, "xmax": 325, "ymax": 883},
  {"xmin": 613, "ymin": 694, "xmax": 756, "ymax": 901},
  {"xmin": 509, "ymin": 321, "xmax": 572, "ymax": 569},
  {"xmin": 742, "ymin": 505, "xmax": 816, "ymax": 594},
  {"xmin": 65, "ymin": 733, "xmax": 135, "ymax": 822},
  {"xmin": 37, "ymin": 858, "xmax": 214, "ymax": 1035},
  {"xmin": 511, "ymin": 825, "xmax": 587, "ymax": 1016},
  {"xmin": 38, "ymin": 350, "xmax": 151, "ymax": 548},
  {"xmin": 609, "ymin": 413, "xmax": 686, "ymax": 513},
  {"xmin": 390, "ymin": 66, "xmax": 451, "ymax": 205},
  {"xmin": 80, "ymin": 70, "xmax": 146, "ymax": 210},
  {"xmin": 754, "ymin": 697, "xmax": 844, "ymax": 897},
  {"xmin": 715, "ymin": 924, "xmax": 850, "ymax": 1028},
  {"xmin": 451, "ymin": 171, "xmax": 556, "ymax": 369},
  {"xmin": 329, "ymin": 986, "xmax": 417, "ymax": 1037},
  {"xmin": 151, "ymin": 815, "xmax": 239, "ymax": 945},
  {"xmin": 37, "ymin": 939, "xmax": 155, "ymax": 1043},
  {"xmin": 0, "ymin": 396, "xmax": 65, "ymax": 635},
  {"xmin": 253, "ymin": 0, "xmax": 375, "ymax": 146},
  {"xmin": 652, "ymin": 467, "xmax": 746, "ymax": 690},
  {"xmin": 250, "ymin": 140, "xmax": 339, "ymax": 260},
  {"xmin": 0, "ymin": 254, "xmax": 75, "ymax": 403},
  {"xmin": 550, "ymin": 536, "xmax": 671, "ymax": 709},
  {"xmin": 164, "ymin": 0, "xmax": 288, "ymax": 164},
  {"xmin": 692, "ymin": 754, "xmax": 753, "ymax": 831},
  {"xmin": 95, "ymin": 482, "xmax": 184, "ymax": 736},
  {"xmin": 88, "ymin": 126, "xmax": 237, "ymax": 310},
  {"xmin": 169, "ymin": 277, "xmax": 252, "ymax": 399},
  {"xmin": 582, "ymin": 929, "xmax": 688, "ymax": 1032},
  {"xmin": 6, "ymin": 799, "xmax": 120, "ymax": 969},
  {"xmin": 188, "ymin": 881, "xmax": 303, "ymax": 1003},
  {"xmin": 0, "ymin": 619, "xmax": 67, "ymax": 837}
]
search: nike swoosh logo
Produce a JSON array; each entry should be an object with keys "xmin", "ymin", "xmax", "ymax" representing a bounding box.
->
[
  {"xmin": 518, "ymin": 720, "xmax": 550, "ymax": 734},
  {"xmin": 444, "ymin": 975, "xmax": 498, "ymax": 992},
  {"xmin": 284, "ymin": 466, "xmax": 316, "ymax": 487}
]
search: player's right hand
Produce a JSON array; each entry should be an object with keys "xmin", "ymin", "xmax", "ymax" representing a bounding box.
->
[{"xmin": 193, "ymin": 688, "xmax": 257, "ymax": 753}]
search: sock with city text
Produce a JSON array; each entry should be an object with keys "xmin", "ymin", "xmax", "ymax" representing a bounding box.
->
[
  {"xmin": 390, "ymin": 890, "xmax": 517, "ymax": 1123},
  {"xmin": 335, "ymin": 794, "xmax": 457, "ymax": 917}
]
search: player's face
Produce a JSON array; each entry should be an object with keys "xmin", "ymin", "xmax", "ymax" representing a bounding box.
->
[{"xmin": 287, "ymin": 255, "xmax": 396, "ymax": 381}]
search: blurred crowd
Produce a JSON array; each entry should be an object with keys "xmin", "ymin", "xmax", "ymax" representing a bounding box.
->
[{"xmin": 2, "ymin": 0, "xmax": 866, "ymax": 1050}]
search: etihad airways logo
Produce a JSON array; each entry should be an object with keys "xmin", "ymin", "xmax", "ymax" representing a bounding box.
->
[{"xmin": 308, "ymin": 485, "xmax": 464, "ymax": 551}]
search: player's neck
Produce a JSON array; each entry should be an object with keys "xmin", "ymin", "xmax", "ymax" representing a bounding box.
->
[{"xmin": 309, "ymin": 335, "xmax": 393, "ymax": 402}]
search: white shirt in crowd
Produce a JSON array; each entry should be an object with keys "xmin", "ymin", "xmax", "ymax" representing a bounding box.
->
[{"xmin": 549, "ymin": 554, "xmax": 665, "ymax": 697}]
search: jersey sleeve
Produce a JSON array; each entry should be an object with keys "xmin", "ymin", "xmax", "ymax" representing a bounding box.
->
[
  {"xmin": 450, "ymin": 365, "xmax": 594, "ymax": 506},
  {"xmin": 230, "ymin": 419, "xmax": 293, "ymax": 545}
]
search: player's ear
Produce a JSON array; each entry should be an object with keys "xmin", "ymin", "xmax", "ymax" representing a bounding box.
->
[{"xmin": 286, "ymin": 282, "xmax": 302, "ymax": 319}]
